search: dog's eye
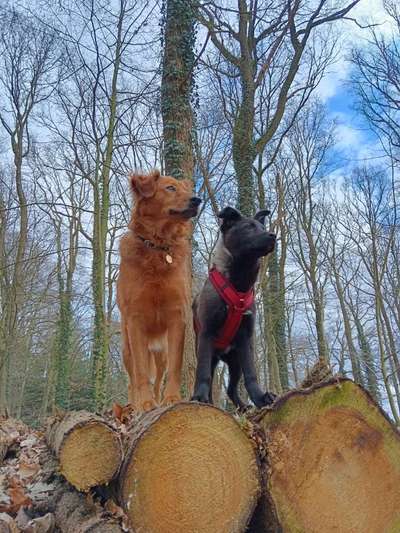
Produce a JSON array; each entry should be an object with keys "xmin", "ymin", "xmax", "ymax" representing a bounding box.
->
[{"xmin": 166, "ymin": 185, "xmax": 176, "ymax": 192}]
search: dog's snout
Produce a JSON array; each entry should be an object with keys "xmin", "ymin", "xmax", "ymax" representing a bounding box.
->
[
  {"xmin": 268, "ymin": 232, "xmax": 276, "ymax": 239},
  {"xmin": 190, "ymin": 197, "xmax": 202, "ymax": 207}
]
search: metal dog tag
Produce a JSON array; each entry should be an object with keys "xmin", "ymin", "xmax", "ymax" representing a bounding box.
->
[{"xmin": 165, "ymin": 254, "xmax": 173, "ymax": 264}]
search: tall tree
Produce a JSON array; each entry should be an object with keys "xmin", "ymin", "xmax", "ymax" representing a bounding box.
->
[
  {"xmin": 342, "ymin": 167, "xmax": 399, "ymax": 421},
  {"xmin": 197, "ymin": 0, "xmax": 360, "ymax": 215},
  {"xmin": 161, "ymin": 0, "xmax": 196, "ymax": 179},
  {"xmin": 40, "ymin": 0, "xmax": 156, "ymax": 411},
  {"xmin": 351, "ymin": 1, "xmax": 400, "ymax": 163},
  {"xmin": 286, "ymin": 101, "xmax": 333, "ymax": 363},
  {"xmin": 33, "ymin": 152, "xmax": 83, "ymax": 411},
  {"xmin": 161, "ymin": 0, "xmax": 198, "ymax": 394},
  {"xmin": 0, "ymin": 9, "xmax": 58, "ymax": 414}
]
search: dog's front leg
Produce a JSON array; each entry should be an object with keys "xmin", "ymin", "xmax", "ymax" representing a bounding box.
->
[
  {"xmin": 121, "ymin": 319, "xmax": 136, "ymax": 407},
  {"xmin": 163, "ymin": 314, "xmax": 185, "ymax": 406},
  {"xmin": 238, "ymin": 335, "xmax": 275, "ymax": 408},
  {"xmin": 192, "ymin": 333, "xmax": 214, "ymax": 403},
  {"xmin": 126, "ymin": 317, "xmax": 156, "ymax": 412}
]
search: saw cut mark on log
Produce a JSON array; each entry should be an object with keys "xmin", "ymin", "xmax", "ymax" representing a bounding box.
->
[
  {"xmin": 46, "ymin": 411, "xmax": 122, "ymax": 492},
  {"xmin": 119, "ymin": 402, "xmax": 260, "ymax": 533},
  {"xmin": 257, "ymin": 379, "xmax": 400, "ymax": 533}
]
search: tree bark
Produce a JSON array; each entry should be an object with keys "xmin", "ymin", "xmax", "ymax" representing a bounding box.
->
[
  {"xmin": 161, "ymin": 0, "xmax": 197, "ymax": 396},
  {"xmin": 90, "ymin": 5, "xmax": 124, "ymax": 412},
  {"xmin": 267, "ymin": 247, "xmax": 288, "ymax": 390},
  {"xmin": 161, "ymin": 0, "xmax": 195, "ymax": 179},
  {"xmin": 353, "ymin": 313, "xmax": 380, "ymax": 401},
  {"xmin": 332, "ymin": 269, "xmax": 363, "ymax": 384}
]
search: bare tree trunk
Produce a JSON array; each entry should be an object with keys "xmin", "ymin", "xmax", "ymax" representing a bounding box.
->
[
  {"xmin": 161, "ymin": 0, "xmax": 197, "ymax": 396},
  {"xmin": 233, "ymin": 74, "xmax": 255, "ymax": 215},
  {"xmin": 261, "ymin": 260, "xmax": 282, "ymax": 394},
  {"xmin": 51, "ymin": 218, "xmax": 78, "ymax": 410},
  {"xmin": 332, "ymin": 269, "xmax": 363, "ymax": 384},
  {"xmin": 91, "ymin": 7, "xmax": 123, "ymax": 411},
  {"xmin": 375, "ymin": 298, "xmax": 399, "ymax": 423},
  {"xmin": 352, "ymin": 312, "xmax": 380, "ymax": 401},
  {"xmin": 267, "ymin": 247, "xmax": 288, "ymax": 389},
  {"xmin": 0, "ymin": 10, "xmax": 57, "ymax": 414}
]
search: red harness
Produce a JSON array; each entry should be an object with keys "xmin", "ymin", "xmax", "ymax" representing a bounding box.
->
[{"xmin": 194, "ymin": 268, "xmax": 255, "ymax": 351}]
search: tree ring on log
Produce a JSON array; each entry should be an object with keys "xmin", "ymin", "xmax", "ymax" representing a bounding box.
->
[
  {"xmin": 258, "ymin": 379, "xmax": 400, "ymax": 533},
  {"xmin": 47, "ymin": 412, "xmax": 123, "ymax": 492},
  {"xmin": 120, "ymin": 402, "xmax": 260, "ymax": 533},
  {"xmin": 59, "ymin": 422, "xmax": 121, "ymax": 491}
]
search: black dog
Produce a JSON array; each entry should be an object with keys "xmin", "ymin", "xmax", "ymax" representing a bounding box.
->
[{"xmin": 192, "ymin": 206, "xmax": 276, "ymax": 408}]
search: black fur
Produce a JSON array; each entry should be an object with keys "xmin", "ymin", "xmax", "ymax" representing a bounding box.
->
[{"xmin": 192, "ymin": 207, "xmax": 277, "ymax": 409}]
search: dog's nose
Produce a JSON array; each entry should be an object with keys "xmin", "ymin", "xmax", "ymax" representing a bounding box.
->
[
  {"xmin": 268, "ymin": 233, "xmax": 276, "ymax": 239},
  {"xmin": 190, "ymin": 197, "xmax": 202, "ymax": 207}
]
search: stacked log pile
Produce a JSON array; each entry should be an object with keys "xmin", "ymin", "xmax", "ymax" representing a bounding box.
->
[{"xmin": 0, "ymin": 379, "xmax": 399, "ymax": 532}]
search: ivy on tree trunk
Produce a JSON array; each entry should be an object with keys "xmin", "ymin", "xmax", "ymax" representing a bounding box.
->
[
  {"xmin": 161, "ymin": 0, "xmax": 197, "ymax": 396},
  {"xmin": 161, "ymin": 0, "xmax": 196, "ymax": 180}
]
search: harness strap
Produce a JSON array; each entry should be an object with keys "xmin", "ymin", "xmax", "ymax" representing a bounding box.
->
[{"xmin": 208, "ymin": 267, "xmax": 254, "ymax": 350}]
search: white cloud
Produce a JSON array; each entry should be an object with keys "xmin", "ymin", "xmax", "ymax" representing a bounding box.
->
[
  {"xmin": 316, "ymin": 64, "xmax": 349, "ymax": 101},
  {"xmin": 351, "ymin": 0, "xmax": 393, "ymax": 32},
  {"xmin": 335, "ymin": 122, "xmax": 362, "ymax": 150},
  {"xmin": 315, "ymin": 0, "xmax": 396, "ymax": 102}
]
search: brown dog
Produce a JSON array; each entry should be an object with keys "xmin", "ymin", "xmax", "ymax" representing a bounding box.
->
[{"xmin": 117, "ymin": 170, "xmax": 201, "ymax": 411}]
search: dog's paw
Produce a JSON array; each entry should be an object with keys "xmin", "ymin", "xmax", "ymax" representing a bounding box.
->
[
  {"xmin": 236, "ymin": 403, "xmax": 251, "ymax": 413},
  {"xmin": 141, "ymin": 399, "xmax": 157, "ymax": 412},
  {"xmin": 262, "ymin": 391, "xmax": 277, "ymax": 406},
  {"xmin": 162, "ymin": 395, "xmax": 181, "ymax": 407},
  {"xmin": 191, "ymin": 383, "xmax": 211, "ymax": 404},
  {"xmin": 191, "ymin": 394, "xmax": 211, "ymax": 404}
]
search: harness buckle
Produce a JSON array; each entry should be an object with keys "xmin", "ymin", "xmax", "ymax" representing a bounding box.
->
[{"xmin": 235, "ymin": 297, "xmax": 246, "ymax": 311}]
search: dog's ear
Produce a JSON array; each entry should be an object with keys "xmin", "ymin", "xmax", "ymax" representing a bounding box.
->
[
  {"xmin": 254, "ymin": 209, "xmax": 270, "ymax": 225},
  {"xmin": 130, "ymin": 169, "xmax": 160, "ymax": 198},
  {"xmin": 217, "ymin": 207, "xmax": 242, "ymax": 230}
]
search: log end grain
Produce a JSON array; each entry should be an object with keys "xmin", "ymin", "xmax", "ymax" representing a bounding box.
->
[
  {"xmin": 47, "ymin": 411, "xmax": 122, "ymax": 492},
  {"xmin": 120, "ymin": 402, "xmax": 260, "ymax": 533},
  {"xmin": 258, "ymin": 379, "xmax": 400, "ymax": 533}
]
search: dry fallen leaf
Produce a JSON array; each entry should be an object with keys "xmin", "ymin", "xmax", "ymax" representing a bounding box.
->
[
  {"xmin": 19, "ymin": 438, "xmax": 37, "ymax": 449},
  {"xmin": 24, "ymin": 512, "xmax": 55, "ymax": 533},
  {"xmin": 104, "ymin": 499, "xmax": 125, "ymax": 518},
  {"xmin": 112, "ymin": 403, "xmax": 134, "ymax": 424},
  {"xmin": 112, "ymin": 403, "xmax": 123, "ymax": 421},
  {"xmin": 18, "ymin": 462, "xmax": 39, "ymax": 482},
  {"xmin": 0, "ymin": 512, "xmax": 19, "ymax": 533},
  {"xmin": 104, "ymin": 499, "xmax": 131, "ymax": 532},
  {"xmin": 1, "ymin": 477, "xmax": 32, "ymax": 515}
]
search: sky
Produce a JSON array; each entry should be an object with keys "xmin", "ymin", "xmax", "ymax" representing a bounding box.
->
[{"xmin": 319, "ymin": 0, "xmax": 395, "ymax": 167}]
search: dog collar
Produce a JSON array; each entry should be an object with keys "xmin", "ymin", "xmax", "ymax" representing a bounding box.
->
[
  {"xmin": 136, "ymin": 234, "xmax": 170, "ymax": 252},
  {"xmin": 136, "ymin": 234, "xmax": 173, "ymax": 264},
  {"xmin": 208, "ymin": 267, "xmax": 255, "ymax": 350}
]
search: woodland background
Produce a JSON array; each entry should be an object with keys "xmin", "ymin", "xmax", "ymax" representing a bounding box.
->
[{"xmin": 0, "ymin": 0, "xmax": 399, "ymax": 425}]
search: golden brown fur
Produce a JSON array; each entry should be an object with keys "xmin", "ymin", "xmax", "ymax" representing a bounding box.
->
[{"xmin": 117, "ymin": 170, "xmax": 197, "ymax": 411}]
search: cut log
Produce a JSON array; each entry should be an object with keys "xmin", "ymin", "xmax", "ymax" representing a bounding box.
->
[
  {"xmin": 1, "ymin": 417, "xmax": 124, "ymax": 532},
  {"xmin": 254, "ymin": 379, "xmax": 400, "ymax": 533},
  {"xmin": 31, "ymin": 448, "xmax": 124, "ymax": 533},
  {"xmin": 46, "ymin": 411, "xmax": 122, "ymax": 492},
  {"xmin": 118, "ymin": 402, "xmax": 260, "ymax": 533}
]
